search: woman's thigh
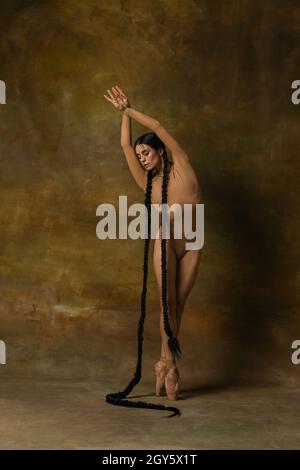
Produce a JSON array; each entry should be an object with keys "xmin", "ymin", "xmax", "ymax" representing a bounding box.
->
[
  {"xmin": 176, "ymin": 248, "xmax": 202, "ymax": 307},
  {"xmin": 152, "ymin": 236, "xmax": 177, "ymax": 310}
]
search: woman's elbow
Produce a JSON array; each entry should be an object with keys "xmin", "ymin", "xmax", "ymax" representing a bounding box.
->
[{"xmin": 151, "ymin": 120, "xmax": 161, "ymax": 132}]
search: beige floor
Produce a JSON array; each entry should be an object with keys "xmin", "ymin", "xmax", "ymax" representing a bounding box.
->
[{"xmin": 0, "ymin": 373, "xmax": 299, "ymax": 450}]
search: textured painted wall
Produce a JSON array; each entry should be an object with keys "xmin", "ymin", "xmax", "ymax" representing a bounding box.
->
[{"xmin": 0, "ymin": 0, "xmax": 299, "ymax": 384}]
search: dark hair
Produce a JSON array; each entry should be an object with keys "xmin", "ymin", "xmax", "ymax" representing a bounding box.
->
[
  {"xmin": 134, "ymin": 132, "xmax": 174, "ymax": 169},
  {"xmin": 106, "ymin": 132, "xmax": 182, "ymax": 417}
]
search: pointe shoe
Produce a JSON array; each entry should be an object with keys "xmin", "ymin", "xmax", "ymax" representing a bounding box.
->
[
  {"xmin": 165, "ymin": 364, "xmax": 180, "ymax": 401},
  {"xmin": 154, "ymin": 359, "xmax": 169, "ymax": 396}
]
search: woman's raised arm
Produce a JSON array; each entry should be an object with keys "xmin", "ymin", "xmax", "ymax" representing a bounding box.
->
[
  {"xmin": 121, "ymin": 113, "xmax": 147, "ymax": 191},
  {"xmin": 104, "ymin": 86, "xmax": 189, "ymax": 167},
  {"xmin": 123, "ymin": 107, "xmax": 190, "ymax": 167},
  {"xmin": 104, "ymin": 86, "xmax": 147, "ymax": 191},
  {"xmin": 120, "ymin": 105, "xmax": 132, "ymax": 147}
]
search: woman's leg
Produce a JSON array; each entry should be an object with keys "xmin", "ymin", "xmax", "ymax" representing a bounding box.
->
[
  {"xmin": 152, "ymin": 236, "xmax": 178, "ymax": 364},
  {"xmin": 175, "ymin": 248, "xmax": 202, "ymax": 334}
]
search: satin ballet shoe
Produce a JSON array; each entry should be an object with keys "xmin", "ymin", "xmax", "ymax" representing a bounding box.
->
[
  {"xmin": 154, "ymin": 359, "xmax": 169, "ymax": 396},
  {"xmin": 165, "ymin": 363, "xmax": 180, "ymax": 401}
]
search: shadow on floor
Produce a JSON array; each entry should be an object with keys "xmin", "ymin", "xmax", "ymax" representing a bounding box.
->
[{"xmin": 129, "ymin": 377, "xmax": 283, "ymax": 401}]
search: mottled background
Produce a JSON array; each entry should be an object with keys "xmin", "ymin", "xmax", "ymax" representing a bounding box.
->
[{"xmin": 0, "ymin": 0, "xmax": 299, "ymax": 386}]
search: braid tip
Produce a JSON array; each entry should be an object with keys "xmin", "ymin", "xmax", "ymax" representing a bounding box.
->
[
  {"xmin": 168, "ymin": 337, "xmax": 182, "ymax": 360},
  {"xmin": 165, "ymin": 407, "xmax": 181, "ymax": 417}
]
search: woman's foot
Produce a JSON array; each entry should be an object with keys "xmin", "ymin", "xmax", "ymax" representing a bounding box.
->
[
  {"xmin": 154, "ymin": 359, "xmax": 169, "ymax": 396},
  {"xmin": 165, "ymin": 361, "xmax": 180, "ymax": 401}
]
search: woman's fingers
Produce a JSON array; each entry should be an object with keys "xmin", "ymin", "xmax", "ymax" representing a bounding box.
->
[
  {"xmin": 107, "ymin": 89, "xmax": 116, "ymax": 101},
  {"xmin": 104, "ymin": 93, "xmax": 119, "ymax": 108},
  {"xmin": 104, "ymin": 86, "xmax": 128, "ymax": 110},
  {"xmin": 115, "ymin": 85, "xmax": 127, "ymax": 99},
  {"xmin": 107, "ymin": 85, "xmax": 128, "ymax": 102},
  {"xmin": 112, "ymin": 86, "xmax": 121, "ymax": 98},
  {"xmin": 103, "ymin": 93, "xmax": 114, "ymax": 104}
]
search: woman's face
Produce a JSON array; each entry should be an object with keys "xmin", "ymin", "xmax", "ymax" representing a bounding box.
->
[{"xmin": 135, "ymin": 144, "xmax": 162, "ymax": 171}]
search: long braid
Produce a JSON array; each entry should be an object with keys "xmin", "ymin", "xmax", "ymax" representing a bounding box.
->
[
  {"xmin": 161, "ymin": 151, "xmax": 182, "ymax": 359},
  {"xmin": 105, "ymin": 160, "xmax": 180, "ymax": 417}
]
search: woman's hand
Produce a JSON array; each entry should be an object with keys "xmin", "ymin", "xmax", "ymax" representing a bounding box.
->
[{"xmin": 104, "ymin": 85, "xmax": 131, "ymax": 111}]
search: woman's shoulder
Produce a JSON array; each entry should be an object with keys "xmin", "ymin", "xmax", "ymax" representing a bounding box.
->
[{"xmin": 172, "ymin": 158, "xmax": 197, "ymax": 178}]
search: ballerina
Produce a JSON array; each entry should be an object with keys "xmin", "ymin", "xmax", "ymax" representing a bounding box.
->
[{"xmin": 104, "ymin": 85, "xmax": 203, "ymax": 417}]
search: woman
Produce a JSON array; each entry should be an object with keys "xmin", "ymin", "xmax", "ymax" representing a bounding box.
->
[{"xmin": 104, "ymin": 86, "xmax": 202, "ymax": 417}]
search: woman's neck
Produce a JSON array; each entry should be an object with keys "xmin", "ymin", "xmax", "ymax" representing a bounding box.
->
[{"xmin": 154, "ymin": 161, "xmax": 173, "ymax": 177}]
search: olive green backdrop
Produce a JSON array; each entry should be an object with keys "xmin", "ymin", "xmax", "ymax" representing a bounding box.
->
[{"xmin": 0, "ymin": 0, "xmax": 299, "ymax": 385}]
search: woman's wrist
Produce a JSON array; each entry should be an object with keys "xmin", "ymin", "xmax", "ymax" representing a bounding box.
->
[{"xmin": 123, "ymin": 105, "xmax": 132, "ymax": 115}]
